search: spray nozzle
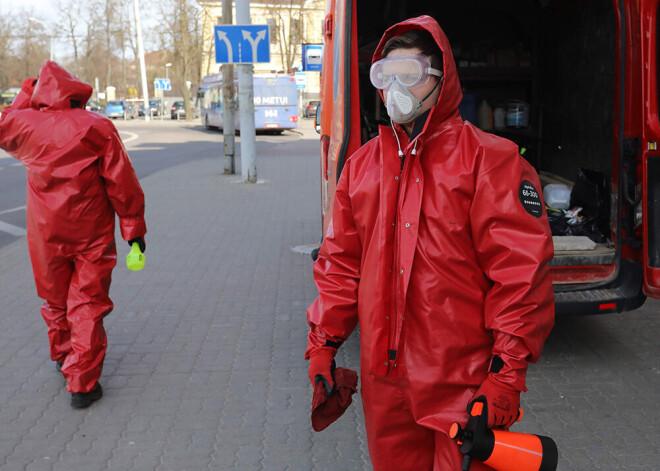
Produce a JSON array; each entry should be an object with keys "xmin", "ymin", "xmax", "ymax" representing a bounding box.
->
[
  {"xmin": 450, "ymin": 397, "xmax": 557, "ymax": 471},
  {"xmin": 126, "ymin": 242, "xmax": 146, "ymax": 271}
]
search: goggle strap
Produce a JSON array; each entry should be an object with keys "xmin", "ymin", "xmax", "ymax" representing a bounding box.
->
[{"xmin": 425, "ymin": 67, "xmax": 443, "ymax": 78}]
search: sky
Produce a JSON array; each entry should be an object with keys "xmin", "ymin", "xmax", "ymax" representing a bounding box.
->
[
  {"xmin": 0, "ymin": 0, "xmax": 56, "ymax": 17},
  {"xmin": 0, "ymin": 0, "xmax": 160, "ymax": 60}
]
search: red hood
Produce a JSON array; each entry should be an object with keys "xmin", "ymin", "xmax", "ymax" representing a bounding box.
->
[
  {"xmin": 372, "ymin": 15, "xmax": 463, "ymax": 127},
  {"xmin": 31, "ymin": 61, "xmax": 93, "ymax": 110}
]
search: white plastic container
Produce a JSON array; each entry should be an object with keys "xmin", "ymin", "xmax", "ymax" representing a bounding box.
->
[
  {"xmin": 543, "ymin": 183, "xmax": 571, "ymax": 209},
  {"xmin": 493, "ymin": 105, "xmax": 506, "ymax": 130},
  {"xmin": 477, "ymin": 100, "xmax": 492, "ymax": 130}
]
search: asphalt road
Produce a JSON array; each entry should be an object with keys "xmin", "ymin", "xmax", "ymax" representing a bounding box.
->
[{"xmin": 0, "ymin": 118, "xmax": 302, "ymax": 250}]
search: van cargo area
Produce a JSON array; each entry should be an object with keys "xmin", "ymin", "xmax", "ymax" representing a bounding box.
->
[
  {"xmin": 358, "ymin": 1, "xmax": 614, "ymax": 201},
  {"xmin": 354, "ymin": 3, "xmax": 624, "ymax": 283},
  {"xmin": 348, "ymin": 0, "xmax": 648, "ymax": 312}
]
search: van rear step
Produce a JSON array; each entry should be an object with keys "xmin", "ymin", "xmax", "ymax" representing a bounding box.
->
[
  {"xmin": 554, "ymin": 260, "xmax": 645, "ymax": 314},
  {"xmin": 550, "ymin": 238, "xmax": 615, "ymax": 267}
]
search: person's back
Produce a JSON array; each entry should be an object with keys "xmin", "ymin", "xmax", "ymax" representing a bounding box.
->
[
  {"xmin": 0, "ymin": 62, "xmax": 143, "ymax": 247},
  {"xmin": 0, "ymin": 61, "xmax": 146, "ymax": 409}
]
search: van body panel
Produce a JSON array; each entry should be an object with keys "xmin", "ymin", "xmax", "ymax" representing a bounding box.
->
[
  {"xmin": 641, "ymin": 0, "xmax": 660, "ymax": 296},
  {"xmin": 318, "ymin": 0, "xmax": 362, "ymax": 237}
]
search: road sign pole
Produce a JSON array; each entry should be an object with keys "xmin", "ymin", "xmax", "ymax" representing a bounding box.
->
[
  {"xmin": 222, "ymin": 0, "xmax": 235, "ymax": 175},
  {"xmin": 237, "ymin": 0, "xmax": 257, "ymax": 183},
  {"xmin": 133, "ymin": 0, "xmax": 150, "ymax": 122}
]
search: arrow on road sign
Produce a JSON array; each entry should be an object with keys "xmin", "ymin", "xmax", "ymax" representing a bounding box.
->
[
  {"xmin": 216, "ymin": 30, "xmax": 233, "ymax": 63},
  {"xmin": 242, "ymin": 29, "xmax": 267, "ymax": 62}
]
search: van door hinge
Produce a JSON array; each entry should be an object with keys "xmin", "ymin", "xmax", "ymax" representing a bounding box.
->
[
  {"xmin": 324, "ymin": 14, "xmax": 333, "ymax": 37},
  {"xmin": 622, "ymin": 137, "xmax": 641, "ymax": 207}
]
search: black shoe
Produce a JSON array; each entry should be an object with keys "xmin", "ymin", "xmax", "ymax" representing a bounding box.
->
[
  {"xmin": 55, "ymin": 361, "xmax": 63, "ymax": 372},
  {"xmin": 71, "ymin": 383, "xmax": 103, "ymax": 409}
]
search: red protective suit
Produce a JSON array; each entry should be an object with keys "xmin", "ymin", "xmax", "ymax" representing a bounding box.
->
[
  {"xmin": 306, "ymin": 16, "xmax": 555, "ymax": 470},
  {"xmin": 0, "ymin": 61, "xmax": 146, "ymax": 393}
]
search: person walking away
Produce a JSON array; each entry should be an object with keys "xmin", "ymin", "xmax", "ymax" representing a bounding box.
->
[
  {"xmin": 0, "ymin": 61, "xmax": 147, "ymax": 409},
  {"xmin": 305, "ymin": 16, "xmax": 555, "ymax": 470}
]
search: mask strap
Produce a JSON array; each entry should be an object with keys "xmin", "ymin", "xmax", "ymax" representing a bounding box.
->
[{"xmin": 417, "ymin": 78, "xmax": 441, "ymax": 109}]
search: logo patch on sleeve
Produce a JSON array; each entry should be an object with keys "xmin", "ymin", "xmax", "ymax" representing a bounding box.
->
[{"xmin": 519, "ymin": 180, "xmax": 543, "ymax": 218}]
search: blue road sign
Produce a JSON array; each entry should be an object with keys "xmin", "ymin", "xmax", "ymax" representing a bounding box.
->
[
  {"xmin": 154, "ymin": 78, "xmax": 171, "ymax": 91},
  {"xmin": 214, "ymin": 25, "xmax": 270, "ymax": 64},
  {"xmin": 302, "ymin": 44, "xmax": 323, "ymax": 72}
]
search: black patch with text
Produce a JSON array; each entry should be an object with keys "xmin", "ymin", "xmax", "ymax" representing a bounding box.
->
[{"xmin": 519, "ymin": 180, "xmax": 543, "ymax": 218}]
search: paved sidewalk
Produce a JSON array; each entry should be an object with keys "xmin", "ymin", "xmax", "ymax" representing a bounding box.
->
[
  {"xmin": 0, "ymin": 121, "xmax": 369, "ymax": 471},
  {"xmin": 1, "ymin": 118, "xmax": 660, "ymax": 471}
]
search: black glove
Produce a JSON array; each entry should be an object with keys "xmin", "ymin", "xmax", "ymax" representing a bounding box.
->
[{"xmin": 128, "ymin": 237, "xmax": 146, "ymax": 253}]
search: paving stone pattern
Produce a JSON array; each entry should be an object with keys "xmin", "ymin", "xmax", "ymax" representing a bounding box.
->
[{"xmin": 0, "ymin": 123, "xmax": 659, "ymax": 470}]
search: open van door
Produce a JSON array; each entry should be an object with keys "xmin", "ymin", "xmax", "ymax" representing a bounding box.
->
[
  {"xmin": 318, "ymin": 0, "xmax": 362, "ymax": 238},
  {"xmin": 641, "ymin": 0, "xmax": 660, "ymax": 297}
]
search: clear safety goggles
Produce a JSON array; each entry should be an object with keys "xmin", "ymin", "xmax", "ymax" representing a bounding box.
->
[{"xmin": 369, "ymin": 54, "xmax": 443, "ymax": 90}]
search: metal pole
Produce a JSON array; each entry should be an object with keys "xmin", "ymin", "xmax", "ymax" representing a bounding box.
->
[
  {"xmin": 236, "ymin": 0, "xmax": 256, "ymax": 183},
  {"xmin": 222, "ymin": 0, "xmax": 235, "ymax": 174},
  {"xmin": 49, "ymin": 35, "xmax": 53, "ymax": 61},
  {"xmin": 164, "ymin": 63, "xmax": 171, "ymax": 120},
  {"xmin": 133, "ymin": 0, "xmax": 150, "ymax": 122}
]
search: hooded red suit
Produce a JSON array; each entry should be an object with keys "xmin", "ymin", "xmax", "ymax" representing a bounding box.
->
[
  {"xmin": 0, "ymin": 61, "xmax": 146, "ymax": 393},
  {"xmin": 306, "ymin": 17, "xmax": 555, "ymax": 470}
]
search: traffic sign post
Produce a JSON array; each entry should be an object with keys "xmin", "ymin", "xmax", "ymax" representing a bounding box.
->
[
  {"xmin": 235, "ymin": 3, "xmax": 258, "ymax": 183},
  {"xmin": 154, "ymin": 78, "xmax": 171, "ymax": 121},
  {"xmin": 154, "ymin": 78, "xmax": 171, "ymax": 91},
  {"xmin": 214, "ymin": 25, "xmax": 271, "ymax": 64}
]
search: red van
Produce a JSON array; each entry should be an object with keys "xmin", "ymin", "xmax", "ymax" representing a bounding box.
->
[{"xmin": 314, "ymin": 0, "xmax": 660, "ymax": 314}]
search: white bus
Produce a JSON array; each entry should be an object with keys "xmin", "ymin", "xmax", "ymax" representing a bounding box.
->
[{"xmin": 199, "ymin": 73, "xmax": 299, "ymax": 134}]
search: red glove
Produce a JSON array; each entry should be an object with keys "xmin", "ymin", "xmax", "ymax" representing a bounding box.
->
[
  {"xmin": 308, "ymin": 348, "xmax": 335, "ymax": 396},
  {"xmin": 470, "ymin": 376, "xmax": 520, "ymax": 429},
  {"xmin": 311, "ymin": 367, "xmax": 358, "ymax": 431}
]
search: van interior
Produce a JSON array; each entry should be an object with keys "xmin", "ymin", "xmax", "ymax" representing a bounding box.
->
[{"xmin": 355, "ymin": 0, "xmax": 620, "ymax": 275}]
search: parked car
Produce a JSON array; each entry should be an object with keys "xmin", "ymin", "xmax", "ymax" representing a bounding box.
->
[
  {"xmin": 85, "ymin": 100, "xmax": 102, "ymax": 113},
  {"xmin": 0, "ymin": 90, "xmax": 18, "ymax": 113},
  {"xmin": 139, "ymin": 99, "xmax": 161, "ymax": 117},
  {"xmin": 171, "ymin": 101, "xmax": 185, "ymax": 119},
  {"xmin": 104, "ymin": 100, "xmax": 137, "ymax": 119},
  {"xmin": 304, "ymin": 100, "xmax": 320, "ymax": 118}
]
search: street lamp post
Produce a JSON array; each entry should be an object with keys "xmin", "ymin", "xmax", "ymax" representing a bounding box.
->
[
  {"xmin": 133, "ymin": 0, "xmax": 150, "ymax": 122},
  {"xmin": 28, "ymin": 17, "xmax": 53, "ymax": 61}
]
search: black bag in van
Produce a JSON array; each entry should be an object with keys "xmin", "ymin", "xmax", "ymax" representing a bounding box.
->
[{"xmin": 569, "ymin": 168, "xmax": 610, "ymax": 243}]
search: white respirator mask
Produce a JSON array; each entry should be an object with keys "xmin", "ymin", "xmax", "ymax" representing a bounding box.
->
[{"xmin": 371, "ymin": 54, "xmax": 442, "ymax": 124}]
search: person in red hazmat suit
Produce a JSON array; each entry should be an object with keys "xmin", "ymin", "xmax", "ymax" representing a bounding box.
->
[
  {"xmin": 305, "ymin": 16, "xmax": 555, "ymax": 470},
  {"xmin": 0, "ymin": 61, "xmax": 146, "ymax": 409}
]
